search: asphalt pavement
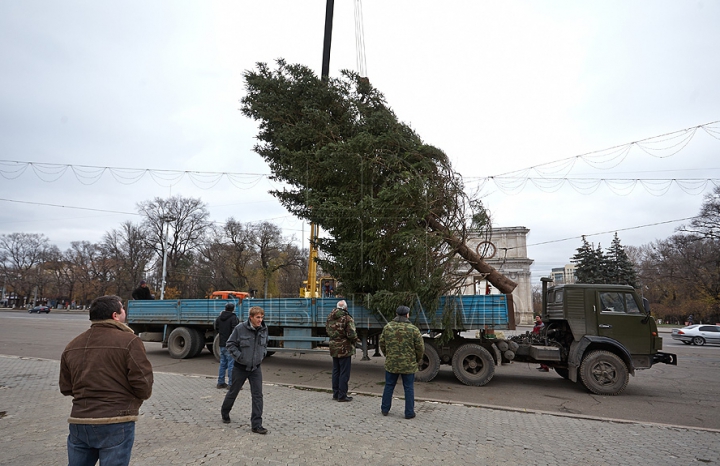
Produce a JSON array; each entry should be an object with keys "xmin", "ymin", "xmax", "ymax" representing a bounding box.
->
[{"xmin": 1, "ymin": 354, "xmax": 718, "ymax": 466}]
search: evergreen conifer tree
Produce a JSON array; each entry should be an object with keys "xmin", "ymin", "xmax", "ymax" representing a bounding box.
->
[
  {"xmin": 571, "ymin": 236, "xmax": 596, "ymax": 283},
  {"xmin": 605, "ymin": 232, "xmax": 639, "ymax": 287},
  {"xmin": 238, "ymin": 60, "xmax": 516, "ymax": 318}
]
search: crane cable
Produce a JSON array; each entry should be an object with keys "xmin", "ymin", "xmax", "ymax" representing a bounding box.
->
[{"xmin": 354, "ymin": 0, "xmax": 367, "ymax": 78}]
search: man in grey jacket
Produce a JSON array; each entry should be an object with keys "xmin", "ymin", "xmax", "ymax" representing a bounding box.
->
[{"xmin": 220, "ymin": 306, "xmax": 269, "ymax": 434}]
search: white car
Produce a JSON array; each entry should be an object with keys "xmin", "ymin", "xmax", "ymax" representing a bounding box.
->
[{"xmin": 671, "ymin": 325, "xmax": 720, "ymax": 346}]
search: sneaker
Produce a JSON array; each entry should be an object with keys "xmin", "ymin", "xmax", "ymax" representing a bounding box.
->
[
  {"xmin": 222, "ymin": 415, "xmax": 231, "ymax": 424},
  {"xmin": 252, "ymin": 427, "xmax": 268, "ymax": 434},
  {"xmin": 337, "ymin": 396, "xmax": 353, "ymax": 402},
  {"xmin": 217, "ymin": 383, "xmax": 228, "ymax": 389},
  {"xmin": 381, "ymin": 411, "xmax": 388, "ymax": 416},
  {"xmin": 405, "ymin": 414, "xmax": 416, "ymax": 419}
]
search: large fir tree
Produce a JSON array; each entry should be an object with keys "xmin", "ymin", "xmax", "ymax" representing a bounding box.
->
[{"xmin": 240, "ymin": 60, "xmax": 515, "ymax": 317}]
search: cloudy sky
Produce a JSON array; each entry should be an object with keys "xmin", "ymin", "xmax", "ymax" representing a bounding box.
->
[{"xmin": 1, "ymin": 1, "xmax": 719, "ymax": 283}]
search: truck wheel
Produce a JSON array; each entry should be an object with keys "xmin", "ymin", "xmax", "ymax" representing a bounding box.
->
[
  {"xmin": 191, "ymin": 329, "xmax": 206, "ymax": 357},
  {"xmin": 555, "ymin": 368, "xmax": 569, "ymax": 379},
  {"xmin": 212, "ymin": 334, "xmax": 221, "ymax": 362},
  {"xmin": 579, "ymin": 350, "xmax": 628, "ymax": 396},
  {"xmin": 416, "ymin": 343, "xmax": 440, "ymax": 382},
  {"xmin": 168, "ymin": 327, "xmax": 196, "ymax": 359},
  {"xmin": 451, "ymin": 344, "xmax": 495, "ymax": 387},
  {"xmin": 692, "ymin": 336, "xmax": 705, "ymax": 346}
]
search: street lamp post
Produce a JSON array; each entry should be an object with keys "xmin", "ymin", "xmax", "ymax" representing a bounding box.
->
[{"xmin": 159, "ymin": 216, "xmax": 174, "ymax": 300}]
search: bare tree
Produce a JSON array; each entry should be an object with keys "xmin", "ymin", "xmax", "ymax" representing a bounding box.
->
[
  {"xmin": 0, "ymin": 233, "xmax": 51, "ymax": 307},
  {"xmin": 137, "ymin": 196, "xmax": 212, "ymax": 297},
  {"xmin": 102, "ymin": 221, "xmax": 153, "ymax": 299},
  {"xmin": 251, "ymin": 222, "xmax": 303, "ymax": 298},
  {"xmin": 64, "ymin": 241, "xmax": 115, "ymax": 306}
]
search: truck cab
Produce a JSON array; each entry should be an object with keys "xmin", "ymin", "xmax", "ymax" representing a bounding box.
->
[{"xmin": 541, "ymin": 279, "xmax": 676, "ymax": 394}]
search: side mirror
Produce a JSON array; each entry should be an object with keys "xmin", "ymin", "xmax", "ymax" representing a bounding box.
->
[
  {"xmin": 641, "ymin": 297, "xmax": 651, "ymax": 324},
  {"xmin": 642, "ymin": 297, "xmax": 651, "ymax": 315}
]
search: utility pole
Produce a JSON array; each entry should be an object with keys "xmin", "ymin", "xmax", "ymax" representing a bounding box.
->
[
  {"xmin": 305, "ymin": 0, "xmax": 335, "ymax": 298},
  {"xmin": 159, "ymin": 216, "xmax": 174, "ymax": 300},
  {"xmin": 321, "ymin": 0, "xmax": 334, "ymax": 80}
]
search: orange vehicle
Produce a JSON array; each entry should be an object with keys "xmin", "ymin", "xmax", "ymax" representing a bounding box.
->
[{"xmin": 210, "ymin": 291, "xmax": 249, "ymax": 300}]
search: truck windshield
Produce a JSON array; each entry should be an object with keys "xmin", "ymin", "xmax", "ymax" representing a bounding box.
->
[{"xmin": 599, "ymin": 292, "xmax": 640, "ymax": 314}]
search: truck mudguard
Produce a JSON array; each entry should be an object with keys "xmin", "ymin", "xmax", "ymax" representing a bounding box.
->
[{"xmin": 568, "ymin": 335, "xmax": 635, "ymax": 381}]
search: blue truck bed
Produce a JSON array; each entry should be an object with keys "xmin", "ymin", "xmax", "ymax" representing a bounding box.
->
[
  {"xmin": 127, "ymin": 294, "xmax": 509, "ymax": 357},
  {"xmin": 127, "ymin": 294, "xmax": 509, "ymax": 330},
  {"xmin": 241, "ymin": 295, "xmax": 509, "ymax": 331}
]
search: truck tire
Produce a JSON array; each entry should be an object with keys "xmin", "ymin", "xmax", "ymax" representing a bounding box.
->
[
  {"xmin": 416, "ymin": 343, "xmax": 441, "ymax": 382},
  {"xmin": 212, "ymin": 334, "xmax": 221, "ymax": 362},
  {"xmin": 191, "ymin": 329, "xmax": 206, "ymax": 357},
  {"xmin": 451, "ymin": 344, "xmax": 495, "ymax": 387},
  {"xmin": 579, "ymin": 350, "xmax": 628, "ymax": 396},
  {"xmin": 168, "ymin": 327, "xmax": 197, "ymax": 359}
]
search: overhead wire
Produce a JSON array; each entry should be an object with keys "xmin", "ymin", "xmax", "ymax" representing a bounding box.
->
[{"xmin": 1, "ymin": 121, "xmax": 719, "ymax": 249}]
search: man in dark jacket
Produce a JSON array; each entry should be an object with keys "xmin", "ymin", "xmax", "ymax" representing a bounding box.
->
[
  {"xmin": 379, "ymin": 305, "xmax": 424, "ymax": 419},
  {"xmin": 59, "ymin": 295, "xmax": 154, "ymax": 466},
  {"xmin": 325, "ymin": 299, "xmax": 360, "ymax": 402},
  {"xmin": 214, "ymin": 302, "xmax": 240, "ymax": 389},
  {"xmin": 220, "ymin": 306, "xmax": 269, "ymax": 434},
  {"xmin": 131, "ymin": 280, "xmax": 153, "ymax": 300}
]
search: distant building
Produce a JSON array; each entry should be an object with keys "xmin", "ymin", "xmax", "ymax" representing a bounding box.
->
[
  {"xmin": 460, "ymin": 226, "xmax": 534, "ymax": 326},
  {"xmin": 551, "ymin": 264, "xmax": 576, "ymax": 285}
]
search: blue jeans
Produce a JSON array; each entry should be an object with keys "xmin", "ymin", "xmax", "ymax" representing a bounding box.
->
[
  {"xmin": 218, "ymin": 347, "xmax": 234, "ymax": 385},
  {"xmin": 381, "ymin": 372, "xmax": 415, "ymax": 418},
  {"xmin": 67, "ymin": 421, "xmax": 135, "ymax": 466}
]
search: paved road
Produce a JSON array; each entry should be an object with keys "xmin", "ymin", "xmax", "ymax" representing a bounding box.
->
[
  {"xmin": 3, "ymin": 310, "xmax": 720, "ymax": 431},
  {"xmin": 1, "ymin": 355, "xmax": 719, "ymax": 466}
]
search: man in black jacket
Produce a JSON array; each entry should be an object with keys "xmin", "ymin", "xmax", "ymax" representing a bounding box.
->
[
  {"xmin": 214, "ymin": 302, "xmax": 240, "ymax": 389},
  {"xmin": 131, "ymin": 280, "xmax": 153, "ymax": 300},
  {"xmin": 220, "ymin": 306, "xmax": 269, "ymax": 434}
]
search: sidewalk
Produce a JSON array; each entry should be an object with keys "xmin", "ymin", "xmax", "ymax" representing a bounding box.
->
[{"xmin": 1, "ymin": 355, "xmax": 717, "ymax": 466}]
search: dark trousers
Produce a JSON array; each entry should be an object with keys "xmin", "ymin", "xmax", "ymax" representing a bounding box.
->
[
  {"xmin": 221, "ymin": 363, "xmax": 263, "ymax": 429},
  {"xmin": 332, "ymin": 356, "xmax": 352, "ymax": 400}
]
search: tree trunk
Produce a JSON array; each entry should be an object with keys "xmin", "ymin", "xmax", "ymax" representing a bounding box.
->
[{"xmin": 425, "ymin": 215, "xmax": 518, "ymax": 294}]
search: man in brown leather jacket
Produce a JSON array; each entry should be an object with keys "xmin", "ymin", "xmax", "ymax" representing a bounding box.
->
[{"xmin": 59, "ymin": 295, "xmax": 154, "ymax": 466}]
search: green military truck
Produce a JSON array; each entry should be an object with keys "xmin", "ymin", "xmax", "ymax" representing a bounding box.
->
[{"xmin": 416, "ymin": 278, "xmax": 677, "ymax": 395}]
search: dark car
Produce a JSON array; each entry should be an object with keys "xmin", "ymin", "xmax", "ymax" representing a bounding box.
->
[{"xmin": 28, "ymin": 305, "xmax": 51, "ymax": 314}]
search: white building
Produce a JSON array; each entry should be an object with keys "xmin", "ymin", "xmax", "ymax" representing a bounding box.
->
[
  {"xmin": 460, "ymin": 226, "xmax": 535, "ymax": 326},
  {"xmin": 551, "ymin": 264, "xmax": 576, "ymax": 285}
]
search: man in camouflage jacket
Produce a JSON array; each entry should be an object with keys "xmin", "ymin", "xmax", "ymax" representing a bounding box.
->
[
  {"xmin": 325, "ymin": 300, "xmax": 360, "ymax": 402},
  {"xmin": 379, "ymin": 305, "xmax": 424, "ymax": 419}
]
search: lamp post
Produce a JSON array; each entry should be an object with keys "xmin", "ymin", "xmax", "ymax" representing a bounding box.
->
[{"xmin": 159, "ymin": 216, "xmax": 174, "ymax": 300}]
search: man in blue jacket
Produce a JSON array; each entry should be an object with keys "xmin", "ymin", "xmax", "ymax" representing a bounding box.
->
[{"xmin": 220, "ymin": 306, "xmax": 269, "ymax": 434}]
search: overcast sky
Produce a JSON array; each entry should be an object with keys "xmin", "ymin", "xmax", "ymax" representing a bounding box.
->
[{"xmin": 1, "ymin": 1, "xmax": 719, "ymax": 283}]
